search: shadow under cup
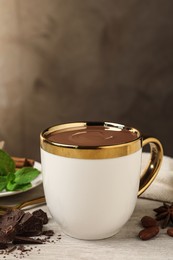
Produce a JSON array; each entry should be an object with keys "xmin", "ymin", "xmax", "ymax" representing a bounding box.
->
[{"xmin": 40, "ymin": 122, "xmax": 163, "ymax": 240}]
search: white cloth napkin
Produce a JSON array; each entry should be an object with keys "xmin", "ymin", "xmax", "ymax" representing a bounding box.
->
[{"xmin": 141, "ymin": 152, "xmax": 173, "ymax": 202}]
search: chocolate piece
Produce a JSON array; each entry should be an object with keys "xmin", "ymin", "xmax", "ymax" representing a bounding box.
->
[
  {"xmin": 0, "ymin": 209, "xmax": 25, "ymax": 230},
  {"xmin": 42, "ymin": 230, "xmax": 54, "ymax": 236},
  {"xmin": 33, "ymin": 209, "xmax": 48, "ymax": 225},
  {"xmin": 13, "ymin": 236, "xmax": 43, "ymax": 244},
  {"xmin": 0, "ymin": 226, "xmax": 16, "ymax": 244},
  {"xmin": 0, "ymin": 243, "xmax": 8, "ymax": 249},
  {"xmin": 0, "ymin": 208, "xmax": 53, "ymax": 255},
  {"xmin": 17, "ymin": 212, "xmax": 43, "ymax": 235},
  {"xmin": 0, "ymin": 210, "xmax": 23, "ymax": 244}
]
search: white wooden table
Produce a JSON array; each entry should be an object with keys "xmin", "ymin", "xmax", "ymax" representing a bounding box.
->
[{"xmin": 0, "ymin": 185, "xmax": 172, "ymax": 260}]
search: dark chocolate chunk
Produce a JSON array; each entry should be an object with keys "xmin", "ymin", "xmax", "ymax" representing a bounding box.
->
[
  {"xmin": 17, "ymin": 213, "xmax": 43, "ymax": 235},
  {"xmin": 32, "ymin": 209, "xmax": 48, "ymax": 224},
  {"xmin": 0, "ymin": 207, "xmax": 55, "ymax": 254},
  {"xmin": 13, "ymin": 236, "xmax": 43, "ymax": 244},
  {"xmin": 42, "ymin": 230, "xmax": 54, "ymax": 236},
  {"xmin": 0, "ymin": 209, "xmax": 24, "ymax": 230},
  {"xmin": 18, "ymin": 231, "xmax": 43, "ymax": 237},
  {"xmin": 0, "ymin": 225, "xmax": 16, "ymax": 244},
  {"xmin": 0, "ymin": 243, "xmax": 8, "ymax": 249}
]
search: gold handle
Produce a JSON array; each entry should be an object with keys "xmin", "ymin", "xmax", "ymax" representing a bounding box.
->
[{"xmin": 138, "ymin": 137, "xmax": 163, "ymax": 196}]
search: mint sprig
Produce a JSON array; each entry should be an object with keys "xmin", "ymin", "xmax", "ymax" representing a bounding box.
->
[
  {"xmin": 0, "ymin": 149, "xmax": 40, "ymax": 192},
  {"xmin": 0, "ymin": 149, "xmax": 15, "ymax": 176}
]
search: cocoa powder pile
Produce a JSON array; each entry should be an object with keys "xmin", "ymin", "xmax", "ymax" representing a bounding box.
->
[{"xmin": 0, "ymin": 208, "xmax": 61, "ymax": 258}]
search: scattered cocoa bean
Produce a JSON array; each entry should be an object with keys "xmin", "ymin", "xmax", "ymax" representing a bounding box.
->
[
  {"xmin": 138, "ymin": 226, "xmax": 159, "ymax": 240},
  {"xmin": 141, "ymin": 216, "xmax": 157, "ymax": 228},
  {"xmin": 167, "ymin": 228, "xmax": 173, "ymax": 237}
]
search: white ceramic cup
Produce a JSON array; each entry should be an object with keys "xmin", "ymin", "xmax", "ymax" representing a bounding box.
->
[{"xmin": 40, "ymin": 122, "xmax": 163, "ymax": 240}]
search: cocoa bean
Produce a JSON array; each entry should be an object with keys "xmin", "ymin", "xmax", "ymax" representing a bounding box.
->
[
  {"xmin": 167, "ymin": 228, "xmax": 173, "ymax": 237},
  {"xmin": 141, "ymin": 216, "xmax": 157, "ymax": 228},
  {"xmin": 138, "ymin": 226, "xmax": 159, "ymax": 240}
]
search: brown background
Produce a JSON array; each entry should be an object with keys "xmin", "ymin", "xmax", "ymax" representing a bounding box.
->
[{"xmin": 0, "ymin": 0, "xmax": 173, "ymax": 160}]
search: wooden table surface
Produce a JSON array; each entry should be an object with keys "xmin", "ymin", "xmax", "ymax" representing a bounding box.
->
[{"xmin": 0, "ymin": 185, "xmax": 172, "ymax": 260}]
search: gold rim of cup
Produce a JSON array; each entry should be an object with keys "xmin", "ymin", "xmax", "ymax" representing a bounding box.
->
[{"xmin": 40, "ymin": 122, "xmax": 142, "ymax": 159}]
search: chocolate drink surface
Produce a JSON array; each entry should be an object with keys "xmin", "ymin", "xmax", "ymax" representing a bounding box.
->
[{"xmin": 47, "ymin": 125, "xmax": 138, "ymax": 146}]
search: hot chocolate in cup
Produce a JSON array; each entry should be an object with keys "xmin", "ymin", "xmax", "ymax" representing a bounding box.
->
[{"xmin": 40, "ymin": 122, "xmax": 163, "ymax": 240}]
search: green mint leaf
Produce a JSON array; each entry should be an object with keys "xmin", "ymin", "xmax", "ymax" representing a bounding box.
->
[
  {"xmin": 14, "ymin": 167, "xmax": 40, "ymax": 185},
  {"xmin": 0, "ymin": 176, "xmax": 7, "ymax": 191},
  {"xmin": 6, "ymin": 181, "xmax": 18, "ymax": 191},
  {"xmin": 15, "ymin": 183, "xmax": 32, "ymax": 191},
  {"xmin": 6, "ymin": 181, "xmax": 32, "ymax": 191},
  {"xmin": 7, "ymin": 173, "xmax": 15, "ymax": 182},
  {"xmin": 0, "ymin": 149, "xmax": 15, "ymax": 176}
]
